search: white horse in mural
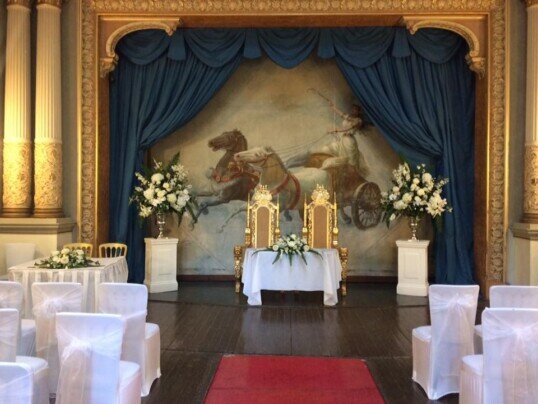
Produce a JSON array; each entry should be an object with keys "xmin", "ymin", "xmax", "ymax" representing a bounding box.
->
[{"xmin": 215, "ymin": 146, "xmax": 331, "ymax": 232}]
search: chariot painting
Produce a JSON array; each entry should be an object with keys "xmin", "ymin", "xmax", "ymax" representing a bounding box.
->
[{"xmin": 152, "ymin": 55, "xmax": 432, "ymax": 277}]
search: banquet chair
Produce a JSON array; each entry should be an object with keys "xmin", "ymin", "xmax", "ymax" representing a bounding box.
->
[
  {"xmin": 412, "ymin": 284, "xmax": 479, "ymax": 400},
  {"xmin": 473, "ymin": 285, "xmax": 538, "ymax": 353},
  {"xmin": 0, "ymin": 309, "xmax": 49, "ymax": 404},
  {"xmin": 0, "ymin": 281, "xmax": 35, "ymax": 356},
  {"xmin": 99, "ymin": 243, "xmax": 128, "ymax": 258},
  {"xmin": 5, "ymin": 243, "xmax": 36, "ymax": 270},
  {"xmin": 31, "ymin": 282, "xmax": 82, "ymax": 396},
  {"xmin": 234, "ymin": 185, "xmax": 280, "ymax": 293},
  {"xmin": 62, "ymin": 242, "xmax": 93, "ymax": 257},
  {"xmin": 301, "ymin": 184, "xmax": 349, "ymax": 295},
  {"xmin": 460, "ymin": 308, "xmax": 538, "ymax": 404},
  {"xmin": 0, "ymin": 363, "xmax": 34, "ymax": 404},
  {"xmin": 55, "ymin": 313, "xmax": 142, "ymax": 404},
  {"xmin": 98, "ymin": 283, "xmax": 160, "ymax": 397}
]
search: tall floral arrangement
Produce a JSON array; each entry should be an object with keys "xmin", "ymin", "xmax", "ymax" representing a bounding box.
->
[
  {"xmin": 130, "ymin": 153, "xmax": 197, "ymax": 226},
  {"xmin": 381, "ymin": 162, "xmax": 451, "ymax": 227}
]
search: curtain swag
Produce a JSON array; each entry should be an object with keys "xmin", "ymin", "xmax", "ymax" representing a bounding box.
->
[{"xmin": 110, "ymin": 27, "xmax": 475, "ymax": 285}]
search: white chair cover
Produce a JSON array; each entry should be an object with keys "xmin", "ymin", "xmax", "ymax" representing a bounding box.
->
[
  {"xmin": 412, "ymin": 284, "xmax": 479, "ymax": 400},
  {"xmin": 98, "ymin": 283, "xmax": 161, "ymax": 396},
  {"xmin": 5, "ymin": 243, "xmax": 35, "ymax": 269},
  {"xmin": 474, "ymin": 285, "xmax": 538, "ymax": 353},
  {"xmin": 55, "ymin": 312, "xmax": 142, "ymax": 404},
  {"xmin": 0, "ymin": 363, "xmax": 33, "ymax": 404},
  {"xmin": 483, "ymin": 308, "xmax": 538, "ymax": 403},
  {"xmin": 32, "ymin": 282, "xmax": 82, "ymax": 395},
  {"xmin": 0, "ymin": 309, "xmax": 20, "ymax": 362},
  {"xmin": 0, "ymin": 281, "xmax": 36, "ymax": 356},
  {"xmin": 0, "ymin": 308, "xmax": 49, "ymax": 404}
]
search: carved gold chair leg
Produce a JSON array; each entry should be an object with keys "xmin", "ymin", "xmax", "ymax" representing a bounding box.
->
[
  {"xmin": 233, "ymin": 245, "xmax": 243, "ymax": 294},
  {"xmin": 339, "ymin": 247, "xmax": 349, "ymax": 297}
]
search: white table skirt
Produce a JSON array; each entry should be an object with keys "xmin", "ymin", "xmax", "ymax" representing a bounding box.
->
[
  {"xmin": 8, "ymin": 257, "xmax": 129, "ymax": 318},
  {"xmin": 242, "ymin": 248, "xmax": 342, "ymax": 306}
]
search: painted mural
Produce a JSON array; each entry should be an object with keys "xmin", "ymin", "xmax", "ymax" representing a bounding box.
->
[{"xmin": 151, "ymin": 55, "xmax": 432, "ymax": 277}]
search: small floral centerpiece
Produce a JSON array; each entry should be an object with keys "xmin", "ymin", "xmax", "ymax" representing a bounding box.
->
[
  {"xmin": 381, "ymin": 162, "xmax": 452, "ymax": 240},
  {"xmin": 35, "ymin": 248, "xmax": 100, "ymax": 269},
  {"xmin": 130, "ymin": 153, "xmax": 197, "ymax": 238},
  {"xmin": 257, "ymin": 233, "xmax": 321, "ymax": 265}
]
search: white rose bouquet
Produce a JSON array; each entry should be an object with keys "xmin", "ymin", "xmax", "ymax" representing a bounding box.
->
[
  {"xmin": 381, "ymin": 162, "xmax": 452, "ymax": 226},
  {"xmin": 35, "ymin": 248, "xmax": 100, "ymax": 269},
  {"xmin": 130, "ymin": 152, "xmax": 197, "ymax": 225},
  {"xmin": 257, "ymin": 233, "xmax": 321, "ymax": 265}
]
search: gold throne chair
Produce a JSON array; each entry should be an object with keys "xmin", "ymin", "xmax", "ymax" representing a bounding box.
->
[
  {"xmin": 234, "ymin": 185, "xmax": 280, "ymax": 293},
  {"xmin": 302, "ymin": 184, "xmax": 349, "ymax": 296}
]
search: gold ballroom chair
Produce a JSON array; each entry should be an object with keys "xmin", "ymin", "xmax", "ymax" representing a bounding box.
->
[
  {"xmin": 63, "ymin": 242, "xmax": 93, "ymax": 257},
  {"xmin": 99, "ymin": 243, "xmax": 128, "ymax": 258},
  {"xmin": 302, "ymin": 185, "xmax": 349, "ymax": 296},
  {"xmin": 234, "ymin": 185, "xmax": 280, "ymax": 293}
]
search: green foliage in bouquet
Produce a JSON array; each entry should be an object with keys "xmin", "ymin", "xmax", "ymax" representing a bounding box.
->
[
  {"xmin": 130, "ymin": 152, "xmax": 198, "ymax": 226},
  {"xmin": 35, "ymin": 248, "xmax": 100, "ymax": 269},
  {"xmin": 257, "ymin": 233, "xmax": 321, "ymax": 266},
  {"xmin": 380, "ymin": 162, "xmax": 452, "ymax": 227}
]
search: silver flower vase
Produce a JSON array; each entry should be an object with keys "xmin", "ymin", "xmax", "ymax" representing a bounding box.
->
[
  {"xmin": 156, "ymin": 212, "xmax": 166, "ymax": 239},
  {"xmin": 408, "ymin": 216, "xmax": 421, "ymax": 241}
]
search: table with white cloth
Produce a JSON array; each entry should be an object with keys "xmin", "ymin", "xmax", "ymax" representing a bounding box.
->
[
  {"xmin": 8, "ymin": 257, "xmax": 129, "ymax": 318},
  {"xmin": 242, "ymin": 248, "xmax": 342, "ymax": 306}
]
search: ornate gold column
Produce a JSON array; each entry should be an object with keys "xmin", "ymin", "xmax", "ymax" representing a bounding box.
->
[
  {"xmin": 34, "ymin": 0, "xmax": 63, "ymax": 217},
  {"xmin": 3, "ymin": 0, "xmax": 32, "ymax": 217},
  {"xmin": 524, "ymin": 0, "xmax": 538, "ymax": 223}
]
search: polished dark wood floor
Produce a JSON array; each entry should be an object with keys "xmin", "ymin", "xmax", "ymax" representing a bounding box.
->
[{"xmin": 144, "ymin": 282, "xmax": 485, "ymax": 404}]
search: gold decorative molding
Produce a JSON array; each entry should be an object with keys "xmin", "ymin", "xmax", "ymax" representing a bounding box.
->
[
  {"xmin": 100, "ymin": 20, "xmax": 181, "ymax": 77},
  {"xmin": 402, "ymin": 17, "xmax": 487, "ymax": 78},
  {"xmin": 488, "ymin": 3, "xmax": 506, "ymax": 282},
  {"xmin": 2, "ymin": 142, "xmax": 32, "ymax": 217},
  {"xmin": 523, "ymin": 145, "xmax": 538, "ymax": 220},
  {"xmin": 34, "ymin": 142, "xmax": 63, "ymax": 217},
  {"xmin": 80, "ymin": 0, "xmax": 507, "ymax": 287},
  {"xmin": 526, "ymin": 0, "xmax": 538, "ymax": 8},
  {"xmin": 6, "ymin": 0, "xmax": 32, "ymax": 8}
]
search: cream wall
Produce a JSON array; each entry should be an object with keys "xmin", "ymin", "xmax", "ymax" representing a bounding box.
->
[{"xmin": 506, "ymin": 0, "xmax": 528, "ymax": 284}]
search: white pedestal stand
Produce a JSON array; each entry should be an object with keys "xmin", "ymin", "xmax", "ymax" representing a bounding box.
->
[
  {"xmin": 396, "ymin": 240, "xmax": 430, "ymax": 297},
  {"xmin": 144, "ymin": 237, "xmax": 179, "ymax": 293}
]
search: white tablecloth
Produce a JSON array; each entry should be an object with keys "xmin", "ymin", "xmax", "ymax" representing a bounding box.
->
[
  {"xmin": 242, "ymin": 248, "xmax": 342, "ymax": 306},
  {"xmin": 8, "ymin": 257, "xmax": 128, "ymax": 318}
]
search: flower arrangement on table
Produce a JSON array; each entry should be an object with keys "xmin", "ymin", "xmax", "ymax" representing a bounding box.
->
[
  {"xmin": 35, "ymin": 248, "xmax": 100, "ymax": 269},
  {"xmin": 257, "ymin": 233, "xmax": 321, "ymax": 265},
  {"xmin": 380, "ymin": 162, "xmax": 452, "ymax": 240},
  {"xmin": 130, "ymin": 152, "xmax": 197, "ymax": 238}
]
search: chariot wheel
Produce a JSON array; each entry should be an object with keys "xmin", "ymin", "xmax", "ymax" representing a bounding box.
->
[{"xmin": 352, "ymin": 181, "xmax": 382, "ymax": 229}]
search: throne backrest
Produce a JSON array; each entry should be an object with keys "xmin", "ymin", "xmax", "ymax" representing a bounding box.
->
[
  {"xmin": 303, "ymin": 185, "xmax": 337, "ymax": 249},
  {"xmin": 246, "ymin": 185, "xmax": 279, "ymax": 249}
]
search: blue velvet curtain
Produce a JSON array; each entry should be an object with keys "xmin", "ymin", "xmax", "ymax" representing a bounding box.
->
[{"xmin": 110, "ymin": 27, "xmax": 475, "ymax": 284}]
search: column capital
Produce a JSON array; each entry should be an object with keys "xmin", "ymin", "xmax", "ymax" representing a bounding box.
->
[
  {"xmin": 36, "ymin": 0, "xmax": 61, "ymax": 8},
  {"xmin": 7, "ymin": 0, "xmax": 32, "ymax": 8},
  {"xmin": 527, "ymin": 0, "xmax": 538, "ymax": 8}
]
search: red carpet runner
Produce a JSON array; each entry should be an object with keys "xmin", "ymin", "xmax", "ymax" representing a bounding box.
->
[{"xmin": 205, "ymin": 355, "xmax": 385, "ymax": 403}]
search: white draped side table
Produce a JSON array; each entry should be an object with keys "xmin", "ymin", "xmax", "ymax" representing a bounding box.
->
[
  {"xmin": 144, "ymin": 237, "xmax": 179, "ymax": 293},
  {"xmin": 396, "ymin": 240, "xmax": 430, "ymax": 297}
]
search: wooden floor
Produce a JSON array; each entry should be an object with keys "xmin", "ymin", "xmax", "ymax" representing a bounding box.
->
[{"xmin": 144, "ymin": 282, "xmax": 484, "ymax": 404}]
